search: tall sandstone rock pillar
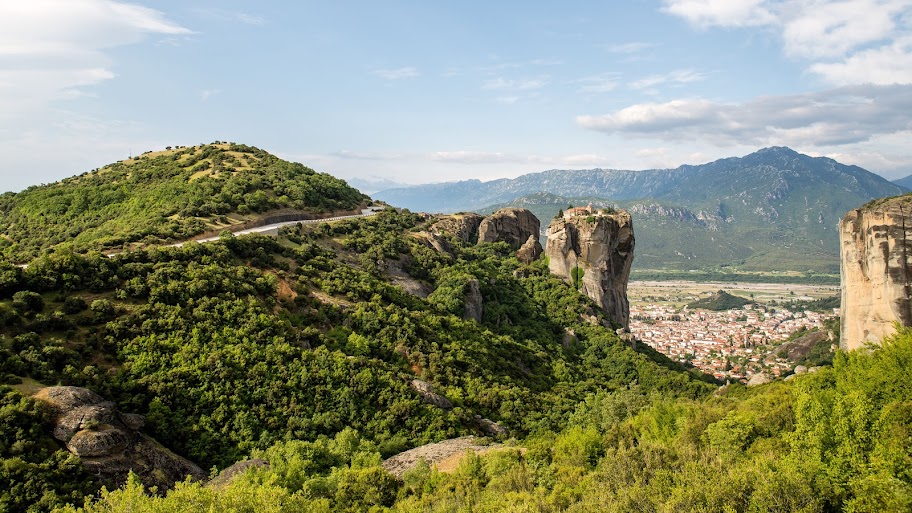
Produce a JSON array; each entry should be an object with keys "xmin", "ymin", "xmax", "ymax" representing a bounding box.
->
[
  {"xmin": 546, "ymin": 211, "xmax": 635, "ymax": 328},
  {"xmin": 840, "ymin": 195, "xmax": 912, "ymax": 350}
]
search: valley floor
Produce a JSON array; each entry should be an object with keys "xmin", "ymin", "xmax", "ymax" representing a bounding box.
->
[{"xmin": 628, "ymin": 281, "xmax": 838, "ymax": 381}]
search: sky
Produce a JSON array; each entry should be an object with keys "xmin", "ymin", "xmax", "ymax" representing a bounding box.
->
[{"xmin": 1, "ymin": 0, "xmax": 911, "ymax": 192}]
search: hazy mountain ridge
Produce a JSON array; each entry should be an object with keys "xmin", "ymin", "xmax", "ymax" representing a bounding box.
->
[
  {"xmin": 893, "ymin": 173, "xmax": 912, "ymax": 189},
  {"xmin": 381, "ymin": 147, "xmax": 905, "ymax": 273}
]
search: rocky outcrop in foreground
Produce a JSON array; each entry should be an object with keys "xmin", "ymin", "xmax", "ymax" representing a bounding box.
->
[
  {"xmin": 34, "ymin": 386, "xmax": 206, "ymax": 490},
  {"xmin": 382, "ymin": 436, "xmax": 501, "ymax": 478},
  {"xmin": 546, "ymin": 211, "xmax": 635, "ymax": 328},
  {"xmin": 477, "ymin": 208, "xmax": 540, "ymax": 249},
  {"xmin": 840, "ymin": 195, "xmax": 912, "ymax": 349}
]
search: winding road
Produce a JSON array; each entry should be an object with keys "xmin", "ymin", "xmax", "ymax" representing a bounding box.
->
[{"xmin": 168, "ymin": 207, "xmax": 382, "ymax": 247}]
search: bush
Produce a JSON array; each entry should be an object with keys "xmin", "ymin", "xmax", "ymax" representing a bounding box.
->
[
  {"xmin": 62, "ymin": 296, "xmax": 87, "ymax": 314},
  {"xmin": 12, "ymin": 291, "xmax": 44, "ymax": 314}
]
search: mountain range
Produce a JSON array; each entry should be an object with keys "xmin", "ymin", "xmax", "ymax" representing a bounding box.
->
[{"xmin": 376, "ymin": 147, "xmax": 907, "ymax": 273}]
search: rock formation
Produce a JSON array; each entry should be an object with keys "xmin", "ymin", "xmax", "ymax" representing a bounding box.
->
[
  {"xmin": 477, "ymin": 208, "xmax": 540, "ymax": 249},
  {"xmin": 516, "ymin": 235, "xmax": 543, "ymax": 264},
  {"xmin": 34, "ymin": 386, "xmax": 206, "ymax": 490},
  {"xmin": 463, "ymin": 278, "xmax": 483, "ymax": 322},
  {"xmin": 430, "ymin": 213, "xmax": 484, "ymax": 244},
  {"xmin": 409, "ymin": 379, "xmax": 454, "ymax": 409},
  {"xmin": 840, "ymin": 195, "xmax": 912, "ymax": 350},
  {"xmin": 546, "ymin": 210, "xmax": 635, "ymax": 328}
]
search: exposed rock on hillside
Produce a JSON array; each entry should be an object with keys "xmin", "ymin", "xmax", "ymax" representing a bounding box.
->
[
  {"xmin": 516, "ymin": 235, "xmax": 543, "ymax": 264},
  {"xmin": 463, "ymin": 278, "xmax": 483, "ymax": 322},
  {"xmin": 477, "ymin": 208, "xmax": 540, "ymax": 249},
  {"xmin": 409, "ymin": 379, "xmax": 454, "ymax": 409},
  {"xmin": 430, "ymin": 213, "xmax": 484, "ymax": 243},
  {"xmin": 34, "ymin": 386, "xmax": 206, "ymax": 490},
  {"xmin": 381, "ymin": 436, "xmax": 500, "ymax": 478},
  {"xmin": 747, "ymin": 373, "xmax": 772, "ymax": 387},
  {"xmin": 208, "ymin": 459, "xmax": 270, "ymax": 489},
  {"xmin": 546, "ymin": 210, "xmax": 635, "ymax": 328},
  {"xmin": 840, "ymin": 195, "xmax": 912, "ymax": 349}
]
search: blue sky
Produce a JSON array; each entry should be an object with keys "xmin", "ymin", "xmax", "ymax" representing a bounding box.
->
[{"xmin": 1, "ymin": 0, "xmax": 911, "ymax": 192}]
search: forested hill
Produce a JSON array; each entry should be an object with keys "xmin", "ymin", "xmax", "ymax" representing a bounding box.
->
[
  {"xmin": 0, "ymin": 142, "xmax": 367, "ymax": 263},
  {"xmin": 0, "ymin": 208, "xmax": 715, "ymax": 511}
]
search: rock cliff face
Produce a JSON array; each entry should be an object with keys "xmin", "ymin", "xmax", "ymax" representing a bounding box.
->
[
  {"xmin": 840, "ymin": 195, "xmax": 912, "ymax": 350},
  {"xmin": 516, "ymin": 235, "xmax": 543, "ymax": 264},
  {"xmin": 546, "ymin": 211, "xmax": 635, "ymax": 328},
  {"xmin": 463, "ymin": 278, "xmax": 483, "ymax": 322},
  {"xmin": 430, "ymin": 213, "xmax": 484, "ymax": 244},
  {"xmin": 34, "ymin": 386, "xmax": 206, "ymax": 490},
  {"xmin": 477, "ymin": 208, "xmax": 540, "ymax": 249}
]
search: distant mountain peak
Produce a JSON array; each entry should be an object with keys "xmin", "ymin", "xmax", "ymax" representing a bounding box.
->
[{"xmin": 755, "ymin": 146, "xmax": 798, "ymax": 155}]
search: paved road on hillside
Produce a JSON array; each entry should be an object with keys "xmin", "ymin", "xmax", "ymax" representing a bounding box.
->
[{"xmin": 169, "ymin": 207, "xmax": 382, "ymax": 247}]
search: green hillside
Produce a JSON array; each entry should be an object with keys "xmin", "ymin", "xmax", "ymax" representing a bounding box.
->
[
  {"xmin": 0, "ymin": 208, "xmax": 713, "ymax": 511},
  {"xmin": 0, "ymin": 142, "xmax": 367, "ymax": 263},
  {"xmin": 51, "ymin": 328, "xmax": 912, "ymax": 512}
]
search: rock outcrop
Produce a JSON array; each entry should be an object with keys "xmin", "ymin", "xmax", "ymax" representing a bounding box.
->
[
  {"xmin": 381, "ymin": 436, "xmax": 500, "ymax": 478},
  {"xmin": 34, "ymin": 386, "xmax": 206, "ymax": 490},
  {"xmin": 410, "ymin": 379, "xmax": 454, "ymax": 409},
  {"xmin": 208, "ymin": 459, "xmax": 270, "ymax": 489},
  {"xmin": 463, "ymin": 278, "xmax": 483, "ymax": 322},
  {"xmin": 477, "ymin": 208, "xmax": 540, "ymax": 249},
  {"xmin": 840, "ymin": 195, "xmax": 912, "ymax": 350},
  {"xmin": 747, "ymin": 373, "xmax": 772, "ymax": 387},
  {"xmin": 546, "ymin": 210, "xmax": 635, "ymax": 328},
  {"xmin": 516, "ymin": 235, "xmax": 543, "ymax": 264},
  {"xmin": 430, "ymin": 213, "xmax": 484, "ymax": 244}
]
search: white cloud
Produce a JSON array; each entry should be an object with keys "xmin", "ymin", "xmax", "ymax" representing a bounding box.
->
[
  {"xmin": 661, "ymin": 0, "xmax": 776, "ymax": 28},
  {"xmin": 331, "ymin": 150, "xmax": 404, "ymax": 160},
  {"xmin": 0, "ymin": 0, "xmax": 189, "ymax": 120},
  {"xmin": 824, "ymin": 149, "xmax": 912, "ymax": 176},
  {"xmin": 629, "ymin": 69, "xmax": 706, "ymax": 90},
  {"xmin": 663, "ymin": 0, "xmax": 912, "ymax": 85},
  {"xmin": 780, "ymin": 0, "xmax": 907, "ymax": 58},
  {"xmin": 430, "ymin": 151, "xmax": 520, "ymax": 164},
  {"xmin": 373, "ymin": 67, "xmax": 420, "ymax": 80},
  {"xmin": 577, "ymin": 84, "xmax": 912, "ymax": 147},
  {"xmin": 809, "ymin": 36, "xmax": 912, "ymax": 84}
]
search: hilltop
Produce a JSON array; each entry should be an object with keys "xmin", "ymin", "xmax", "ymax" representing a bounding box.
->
[
  {"xmin": 378, "ymin": 147, "xmax": 904, "ymax": 274},
  {"xmin": 687, "ymin": 290, "xmax": 753, "ymax": 311},
  {"xmin": 0, "ymin": 142, "xmax": 368, "ymax": 263}
]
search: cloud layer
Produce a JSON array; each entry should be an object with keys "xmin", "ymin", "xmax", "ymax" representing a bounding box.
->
[
  {"xmin": 662, "ymin": 0, "xmax": 912, "ymax": 85},
  {"xmin": 0, "ymin": 0, "xmax": 189, "ymax": 120},
  {"xmin": 577, "ymin": 84, "xmax": 912, "ymax": 147}
]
